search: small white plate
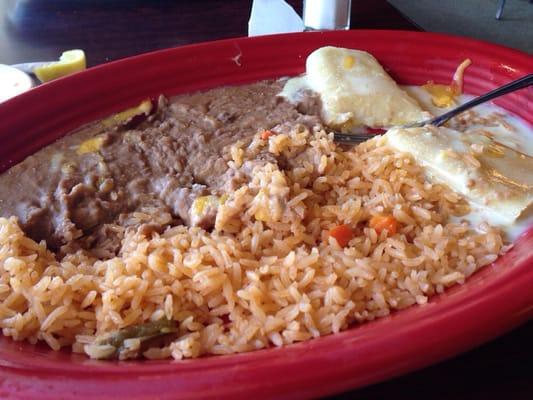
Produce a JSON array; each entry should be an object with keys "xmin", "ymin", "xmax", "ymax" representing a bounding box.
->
[{"xmin": 0, "ymin": 64, "xmax": 33, "ymax": 103}]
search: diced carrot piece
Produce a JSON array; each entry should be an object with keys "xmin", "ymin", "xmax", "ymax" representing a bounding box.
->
[
  {"xmin": 260, "ymin": 130, "xmax": 275, "ymax": 140},
  {"xmin": 369, "ymin": 214, "xmax": 398, "ymax": 235},
  {"xmin": 329, "ymin": 224, "xmax": 354, "ymax": 247}
]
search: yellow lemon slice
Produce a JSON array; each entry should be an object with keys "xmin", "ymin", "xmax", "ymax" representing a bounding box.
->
[{"xmin": 33, "ymin": 50, "xmax": 87, "ymax": 83}]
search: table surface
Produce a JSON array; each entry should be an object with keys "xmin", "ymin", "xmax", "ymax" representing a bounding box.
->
[{"xmin": 0, "ymin": 1, "xmax": 532, "ymax": 399}]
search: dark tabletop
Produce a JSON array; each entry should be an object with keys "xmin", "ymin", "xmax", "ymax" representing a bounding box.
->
[{"xmin": 0, "ymin": 0, "xmax": 532, "ymax": 399}]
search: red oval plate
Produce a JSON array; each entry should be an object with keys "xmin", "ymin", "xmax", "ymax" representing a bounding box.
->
[{"xmin": 0, "ymin": 30, "xmax": 532, "ymax": 400}]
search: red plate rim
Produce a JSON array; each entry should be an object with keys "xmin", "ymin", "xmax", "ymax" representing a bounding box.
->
[{"xmin": 0, "ymin": 30, "xmax": 532, "ymax": 399}]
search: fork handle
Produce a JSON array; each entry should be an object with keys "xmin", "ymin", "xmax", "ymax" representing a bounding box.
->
[{"xmin": 431, "ymin": 73, "xmax": 533, "ymax": 126}]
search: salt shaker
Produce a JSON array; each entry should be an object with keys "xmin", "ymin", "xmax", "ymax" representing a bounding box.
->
[{"xmin": 303, "ymin": 0, "xmax": 352, "ymax": 31}]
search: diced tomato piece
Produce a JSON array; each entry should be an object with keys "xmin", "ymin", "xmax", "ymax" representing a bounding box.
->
[
  {"xmin": 366, "ymin": 127, "xmax": 386, "ymax": 135},
  {"xmin": 369, "ymin": 214, "xmax": 398, "ymax": 235},
  {"xmin": 329, "ymin": 224, "xmax": 354, "ymax": 247}
]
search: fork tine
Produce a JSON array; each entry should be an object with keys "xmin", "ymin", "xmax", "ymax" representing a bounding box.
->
[{"xmin": 333, "ymin": 132, "xmax": 372, "ymax": 144}]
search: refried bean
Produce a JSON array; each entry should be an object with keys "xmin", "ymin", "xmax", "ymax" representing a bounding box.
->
[{"xmin": 0, "ymin": 80, "xmax": 322, "ymax": 258}]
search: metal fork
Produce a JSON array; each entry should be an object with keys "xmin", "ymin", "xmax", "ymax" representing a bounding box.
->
[{"xmin": 333, "ymin": 73, "xmax": 533, "ymax": 145}]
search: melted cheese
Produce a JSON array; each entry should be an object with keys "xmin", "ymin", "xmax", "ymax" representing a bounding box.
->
[
  {"xmin": 385, "ymin": 126, "xmax": 533, "ymax": 226},
  {"xmin": 421, "ymin": 83, "xmax": 457, "ymax": 108},
  {"xmin": 77, "ymin": 136, "xmax": 105, "ymax": 155},
  {"xmin": 102, "ymin": 99, "xmax": 152, "ymax": 128},
  {"xmin": 280, "ymin": 46, "xmax": 429, "ymax": 129}
]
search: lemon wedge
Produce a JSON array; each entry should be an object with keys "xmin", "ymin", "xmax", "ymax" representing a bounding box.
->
[{"xmin": 33, "ymin": 50, "xmax": 87, "ymax": 83}]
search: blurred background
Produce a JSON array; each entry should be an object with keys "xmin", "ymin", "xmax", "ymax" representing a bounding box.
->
[
  {"xmin": 389, "ymin": 0, "xmax": 532, "ymax": 53},
  {"xmin": 1, "ymin": 0, "xmax": 530, "ymax": 67}
]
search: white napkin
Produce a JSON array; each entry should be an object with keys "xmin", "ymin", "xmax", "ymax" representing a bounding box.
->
[{"xmin": 248, "ymin": 0, "xmax": 304, "ymax": 36}]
